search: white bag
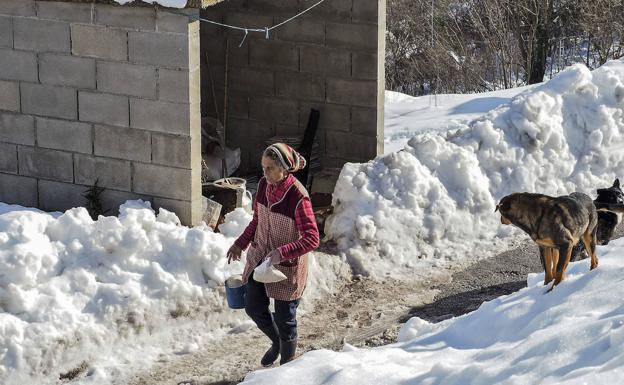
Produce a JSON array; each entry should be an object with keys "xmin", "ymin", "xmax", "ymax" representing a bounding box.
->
[{"xmin": 253, "ymin": 259, "xmax": 287, "ymax": 283}]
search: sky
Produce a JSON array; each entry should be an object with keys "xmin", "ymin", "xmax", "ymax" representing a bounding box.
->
[{"xmin": 1, "ymin": 59, "xmax": 624, "ymax": 384}]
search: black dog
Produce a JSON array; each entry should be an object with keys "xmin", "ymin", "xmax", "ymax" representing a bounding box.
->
[{"xmin": 571, "ymin": 179, "xmax": 623, "ymax": 261}]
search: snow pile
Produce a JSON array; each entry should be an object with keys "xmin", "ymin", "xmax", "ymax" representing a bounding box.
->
[
  {"xmin": 384, "ymin": 85, "xmax": 536, "ymax": 153},
  {"xmin": 113, "ymin": 0, "xmax": 188, "ymax": 8},
  {"xmin": 242, "ymin": 238, "xmax": 624, "ymax": 385},
  {"xmin": 0, "ymin": 200, "xmax": 347, "ymax": 384},
  {"xmin": 327, "ymin": 61, "xmax": 624, "ymax": 278},
  {"xmin": 0, "ymin": 201, "xmax": 250, "ymax": 383}
]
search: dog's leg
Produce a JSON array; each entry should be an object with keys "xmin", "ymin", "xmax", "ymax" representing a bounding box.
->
[
  {"xmin": 541, "ymin": 247, "xmax": 554, "ymax": 285},
  {"xmin": 539, "ymin": 246, "xmax": 550, "ymax": 284},
  {"xmin": 554, "ymin": 242, "xmax": 573, "ymax": 286},
  {"xmin": 582, "ymin": 229, "xmax": 599, "ymax": 270},
  {"xmin": 550, "ymin": 248, "xmax": 559, "ymax": 284}
]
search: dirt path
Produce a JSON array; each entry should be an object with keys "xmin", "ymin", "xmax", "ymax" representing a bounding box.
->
[{"xmin": 127, "ymin": 225, "xmax": 623, "ymax": 385}]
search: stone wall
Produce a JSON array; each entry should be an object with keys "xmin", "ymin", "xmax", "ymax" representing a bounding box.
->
[
  {"xmin": 199, "ymin": 0, "xmax": 386, "ymax": 174},
  {"xmin": 0, "ymin": 0, "xmax": 202, "ymax": 224}
]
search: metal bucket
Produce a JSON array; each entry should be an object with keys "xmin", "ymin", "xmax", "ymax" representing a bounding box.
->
[{"xmin": 225, "ymin": 274, "xmax": 246, "ymax": 309}]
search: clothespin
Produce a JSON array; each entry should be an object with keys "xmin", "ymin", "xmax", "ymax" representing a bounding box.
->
[{"xmin": 265, "ymin": 26, "xmax": 270, "ymax": 39}]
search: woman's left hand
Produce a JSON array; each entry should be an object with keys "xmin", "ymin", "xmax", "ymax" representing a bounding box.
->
[{"xmin": 266, "ymin": 249, "xmax": 282, "ymax": 265}]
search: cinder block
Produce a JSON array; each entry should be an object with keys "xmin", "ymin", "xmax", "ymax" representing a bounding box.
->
[
  {"xmin": 228, "ymin": 67, "xmax": 274, "ymax": 96},
  {"xmin": 352, "ymin": 0, "xmax": 379, "ymax": 23},
  {"xmin": 36, "ymin": 1, "xmax": 92, "ymax": 23},
  {"xmin": 36, "ymin": 117, "xmax": 92, "ymax": 154},
  {"xmin": 18, "ymin": 146, "xmax": 73, "ymax": 182},
  {"xmin": 226, "ymin": 118, "xmax": 274, "ymax": 171},
  {"xmin": 0, "ymin": 49, "xmax": 38, "ymax": 82},
  {"xmin": 249, "ymin": 98, "xmax": 298, "ymax": 124},
  {"xmin": 326, "ymin": 23, "xmax": 378, "ymax": 51},
  {"xmin": 352, "ymin": 52, "xmax": 377, "ymax": 79},
  {"xmin": 326, "ymin": 130, "xmax": 377, "ymax": 160},
  {"xmin": 100, "ymin": 189, "xmax": 152, "ymax": 217},
  {"xmin": 74, "ymin": 154, "xmax": 131, "ymax": 191},
  {"xmin": 129, "ymin": 32, "xmax": 188, "ymax": 68},
  {"xmin": 159, "ymin": 69, "xmax": 189, "ymax": 103},
  {"xmin": 39, "ymin": 54, "xmax": 96, "ymax": 89},
  {"xmin": 133, "ymin": 162, "xmax": 192, "ymax": 200},
  {"xmin": 152, "ymin": 197, "xmax": 192, "ymax": 225},
  {"xmin": 300, "ymin": 46, "xmax": 351, "ymax": 76},
  {"xmin": 250, "ymin": 40, "xmax": 299, "ymax": 71},
  {"xmin": 326, "ymin": 78, "xmax": 377, "ymax": 107},
  {"xmin": 95, "ymin": 3, "xmax": 155, "ymax": 30},
  {"xmin": 152, "ymin": 133, "xmax": 191, "ymax": 169},
  {"xmin": 189, "ymin": 66, "xmax": 200, "ymax": 105},
  {"xmin": 0, "ymin": 80, "xmax": 19, "ymax": 112},
  {"xmin": 276, "ymin": 123, "xmax": 301, "ymax": 137},
  {"xmin": 79, "ymin": 92, "xmax": 129, "ymax": 127},
  {"xmin": 0, "ymin": 142, "xmax": 17, "ymax": 173},
  {"xmin": 94, "ymin": 125, "xmax": 151, "ymax": 162},
  {"xmin": 276, "ymin": 73, "xmax": 325, "ymax": 102},
  {"xmin": 0, "ymin": 16, "xmax": 12, "ymax": 48},
  {"xmin": 14, "ymin": 17, "xmax": 70, "ymax": 53},
  {"xmin": 0, "ymin": 0, "xmax": 35, "ymax": 16},
  {"xmin": 21, "ymin": 83, "xmax": 77, "ymax": 120},
  {"xmin": 0, "ymin": 112, "xmax": 34, "ymax": 145},
  {"xmin": 0, "ymin": 173, "xmax": 37, "ymax": 207},
  {"xmin": 276, "ymin": 19, "xmax": 325, "ymax": 44},
  {"xmin": 299, "ymin": 102, "xmax": 350, "ymax": 132},
  {"xmin": 130, "ymin": 99, "xmax": 190, "ymax": 135},
  {"xmin": 38, "ymin": 179, "xmax": 86, "ymax": 212},
  {"xmin": 156, "ymin": 9, "xmax": 195, "ymax": 33},
  {"xmin": 97, "ymin": 61, "xmax": 157, "ymax": 98},
  {"xmin": 71, "ymin": 24, "xmax": 127, "ymax": 61},
  {"xmin": 299, "ymin": 0, "xmax": 351, "ymax": 22},
  {"xmin": 245, "ymin": 0, "xmax": 299, "ymax": 14},
  {"xmin": 200, "ymin": 35, "xmax": 249, "ymax": 66},
  {"xmin": 351, "ymin": 107, "xmax": 377, "ymax": 135}
]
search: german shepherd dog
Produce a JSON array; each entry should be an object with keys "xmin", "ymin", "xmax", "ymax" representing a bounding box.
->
[
  {"xmin": 571, "ymin": 179, "xmax": 624, "ymax": 261},
  {"xmin": 496, "ymin": 192, "xmax": 598, "ymax": 290}
]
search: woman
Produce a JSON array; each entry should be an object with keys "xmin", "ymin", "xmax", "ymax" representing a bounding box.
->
[{"xmin": 227, "ymin": 143, "xmax": 320, "ymax": 366}]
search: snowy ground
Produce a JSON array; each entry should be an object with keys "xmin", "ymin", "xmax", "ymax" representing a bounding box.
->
[
  {"xmin": 241, "ymin": 237, "xmax": 624, "ymax": 385},
  {"xmin": 2, "ymin": 60, "xmax": 624, "ymax": 384}
]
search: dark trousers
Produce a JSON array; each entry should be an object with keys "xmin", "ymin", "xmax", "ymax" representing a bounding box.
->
[{"xmin": 245, "ymin": 274, "xmax": 300, "ymax": 341}]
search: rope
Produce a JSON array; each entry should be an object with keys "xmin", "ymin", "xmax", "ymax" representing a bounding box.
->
[{"xmin": 197, "ymin": 0, "xmax": 328, "ymax": 46}]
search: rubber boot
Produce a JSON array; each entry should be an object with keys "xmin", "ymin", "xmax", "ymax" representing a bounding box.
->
[
  {"xmin": 279, "ymin": 338, "xmax": 297, "ymax": 365},
  {"xmin": 259, "ymin": 323, "xmax": 280, "ymax": 367}
]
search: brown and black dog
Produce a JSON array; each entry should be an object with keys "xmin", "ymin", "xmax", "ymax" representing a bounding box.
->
[{"xmin": 496, "ymin": 192, "xmax": 598, "ymax": 290}]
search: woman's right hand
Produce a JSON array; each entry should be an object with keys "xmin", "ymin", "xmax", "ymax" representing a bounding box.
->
[{"xmin": 227, "ymin": 244, "xmax": 242, "ymax": 264}]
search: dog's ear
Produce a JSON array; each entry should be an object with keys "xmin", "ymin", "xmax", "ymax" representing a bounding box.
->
[
  {"xmin": 615, "ymin": 178, "xmax": 620, "ymax": 189},
  {"xmin": 494, "ymin": 204, "xmax": 500, "ymax": 212}
]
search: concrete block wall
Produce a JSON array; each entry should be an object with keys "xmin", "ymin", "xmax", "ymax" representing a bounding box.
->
[
  {"xmin": 200, "ymin": 0, "xmax": 386, "ymax": 173},
  {"xmin": 0, "ymin": 0, "xmax": 202, "ymax": 225}
]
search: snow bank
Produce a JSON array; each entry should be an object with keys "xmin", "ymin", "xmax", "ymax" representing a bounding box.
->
[
  {"xmin": 113, "ymin": 0, "xmax": 188, "ymax": 8},
  {"xmin": 241, "ymin": 238, "xmax": 624, "ymax": 385},
  {"xmin": 327, "ymin": 61, "xmax": 624, "ymax": 278},
  {"xmin": 0, "ymin": 200, "xmax": 347, "ymax": 384}
]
